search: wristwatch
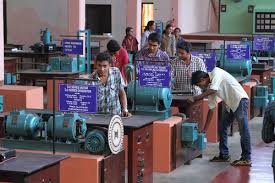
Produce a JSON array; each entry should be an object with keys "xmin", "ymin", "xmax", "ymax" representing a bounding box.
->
[{"xmin": 123, "ymin": 108, "xmax": 128, "ymax": 113}]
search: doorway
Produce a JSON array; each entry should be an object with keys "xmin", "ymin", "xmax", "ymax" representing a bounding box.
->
[{"xmin": 141, "ymin": 3, "xmax": 154, "ymax": 33}]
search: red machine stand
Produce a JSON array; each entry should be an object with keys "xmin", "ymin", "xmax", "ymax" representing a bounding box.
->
[
  {"xmin": 15, "ymin": 149, "xmax": 125, "ymax": 183},
  {"xmin": 153, "ymin": 116, "xmax": 184, "ymax": 172}
]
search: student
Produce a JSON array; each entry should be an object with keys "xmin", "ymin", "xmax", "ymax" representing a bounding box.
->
[
  {"xmin": 135, "ymin": 32, "xmax": 169, "ymax": 62},
  {"xmin": 171, "ymin": 41, "xmax": 206, "ymax": 94},
  {"xmin": 107, "ymin": 39, "xmax": 129, "ymax": 83},
  {"xmin": 173, "ymin": 27, "xmax": 184, "ymax": 47},
  {"xmin": 189, "ymin": 68, "xmax": 252, "ymax": 166},
  {"xmin": 141, "ymin": 20, "xmax": 155, "ymax": 48},
  {"xmin": 90, "ymin": 52, "xmax": 131, "ymax": 117},
  {"xmin": 122, "ymin": 27, "xmax": 139, "ymax": 53},
  {"xmin": 160, "ymin": 24, "xmax": 176, "ymax": 57}
]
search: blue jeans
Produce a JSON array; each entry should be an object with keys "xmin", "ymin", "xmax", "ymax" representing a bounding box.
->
[{"xmin": 219, "ymin": 98, "xmax": 251, "ymax": 160}]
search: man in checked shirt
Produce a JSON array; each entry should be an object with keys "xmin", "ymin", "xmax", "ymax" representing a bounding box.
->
[{"xmin": 171, "ymin": 41, "xmax": 207, "ymax": 95}]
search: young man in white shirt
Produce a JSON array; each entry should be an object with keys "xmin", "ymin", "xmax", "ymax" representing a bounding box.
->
[{"xmin": 188, "ymin": 67, "xmax": 252, "ymax": 166}]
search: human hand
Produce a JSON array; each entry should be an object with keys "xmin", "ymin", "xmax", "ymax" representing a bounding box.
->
[
  {"xmin": 186, "ymin": 96, "xmax": 195, "ymax": 103},
  {"xmin": 121, "ymin": 109, "xmax": 132, "ymax": 118}
]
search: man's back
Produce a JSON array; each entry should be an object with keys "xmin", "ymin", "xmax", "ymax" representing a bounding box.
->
[{"xmin": 208, "ymin": 67, "xmax": 248, "ymax": 112}]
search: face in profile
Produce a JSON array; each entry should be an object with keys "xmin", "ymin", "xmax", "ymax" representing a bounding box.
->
[
  {"xmin": 150, "ymin": 23, "xmax": 156, "ymax": 31},
  {"xmin": 174, "ymin": 29, "xmax": 181, "ymax": 37},
  {"xmin": 166, "ymin": 26, "xmax": 173, "ymax": 35},
  {"xmin": 178, "ymin": 48, "xmax": 189, "ymax": 61},
  {"xmin": 195, "ymin": 78, "xmax": 209, "ymax": 90}
]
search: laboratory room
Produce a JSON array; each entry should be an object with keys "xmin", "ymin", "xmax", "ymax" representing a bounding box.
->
[{"xmin": 0, "ymin": 0, "xmax": 274, "ymax": 182}]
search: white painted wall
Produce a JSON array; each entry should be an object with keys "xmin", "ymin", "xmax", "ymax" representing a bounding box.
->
[
  {"xmin": 7, "ymin": 0, "xmax": 68, "ymax": 49},
  {"xmin": 142, "ymin": 0, "xmax": 210, "ymax": 34},
  {"xmin": 177, "ymin": 0, "xmax": 210, "ymax": 34},
  {"xmin": 154, "ymin": 1, "xmax": 174, "ymax": 25},
  {"xmin": 86, "ymin": 0, "xmax": 127, "ymax": 45}
]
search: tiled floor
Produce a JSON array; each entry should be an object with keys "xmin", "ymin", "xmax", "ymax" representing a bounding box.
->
[
  {"xmin": 210, "ymin": 142, "xmax": 274, "ymax": 183},
  {"xmin": 154, "ymin": 117, "xmax": 274, "ymax": 183}
]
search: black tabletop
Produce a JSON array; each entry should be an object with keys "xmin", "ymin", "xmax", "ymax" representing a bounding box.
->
[
  {"xmin": 0, "ymin": 153, "xmax": 69, "ymax": 175},
  {"xmin": 4, "ymin": 51, "xmax": 62, "ymax": 57},
  {"xmin": 172, "ymin": 94, "xmax": 193, "ymax": 101},
  {"xmin": 83, "ymin": 114, "xmax": 161, "ymax": 129},
  {"xmin": 17, "ymin": 69, "xmax": 80, "ymax": 75},
  {"xmin": 18, "ymin": 109, "xmax": 161, "ymax": 129},
  {"xmin": 252, "ymin": 66, "xmax": 273, "ymax": 71}
]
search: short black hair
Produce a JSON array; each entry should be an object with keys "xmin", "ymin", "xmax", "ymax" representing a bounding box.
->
[
  {"xmin": 191, "ymin": 71, "xmax": 209, "ymax": 85},
  {"xmin": 144, "ymin": 20, "xmax": 155, "ymax": 32},
  {"xmin": 165, "ymin": 24, "xmax": 173, "ymax": 30},
  {"xmin": 126, "ymin": 27, "xmax": 133, "ymax": 34},
  {"xmin": 174, "ymin": 27, "xmax": 181, "ymax": 32},
  {"xmin": 107, "ymin": 39, "xmax": 121, "ymax": 53},
  {"xmin": 148, "ymin": 32, "xmax": 162, "ymax": 44},
  {"xmin": 96, "ymin": 52, "xmax": 112, "ymax": 64},
  {"xmin": 177, "ymin": 40, "xmax": 192, "ymax": 53}
]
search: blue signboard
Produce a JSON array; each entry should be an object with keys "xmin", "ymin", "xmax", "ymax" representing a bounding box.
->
[
  {"xmin": 138, "ymin": 63, "xmax": 171, "ymax": 88},
  {"xmin": 63, "ymin": 39, "xmax": 83, "ymax": 55},
  {"xmin": 59, "ymin": 84, "xmax": 97, "ymax": 113},
  {"xmin": 253, "ymin": 35, "xmax": 274, "ymax": 51},
  {"xmin": 191, "ymin": 52, "xmax": 216, "ymax": 72},
  {"xmin": 227, "ymin": 44, "xmax": 251, "ymax": 60}
]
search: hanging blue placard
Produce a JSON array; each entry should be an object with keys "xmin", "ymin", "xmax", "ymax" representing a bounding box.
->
[
  {"xmin": 253, "ymin": 35, "xmax": 274, "ymax": 51},
  {"xmin": 138, "ymin": 63, "xmax": 171, "ymax": 88},
  {"xmin": 226, "ymin": 44, "xmax": 250, "ymax": 60},
  {"xmin": 63, "ymin": 39, "xmax": 83, "ymax": 55},
  {"xmin": 59, "ymin": 84, "xmax": 97, "ymax": 113},
  {"xmin": 191, "ymin": 52, "xmax": 217, "ymax": 72}
]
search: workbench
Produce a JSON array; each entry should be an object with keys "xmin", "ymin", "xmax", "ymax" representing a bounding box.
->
[
  {"xmin": 0, "ymin": 152, "xmax": 68, "ymax": 183},
  {"xmin": 252, "ymin": 66, "xmax": 273, "ymax": 87},
  {"xmin": 4, "ymin": 51, "xmax": 62, "ymax": 69},
  {"xmin": 4, "ymin": 57, "xmax": 19, "ymax": 73},
  {"xmin": 172, "ymin": 94, "xmax": 220, "ymax": 143},
  {"xmin": 17, "ymin": 69, "xmax": 80, "ymax": 85},
  {"xmin": 84, "ymin": 114, "xmax": 160, "ymax": 183}
]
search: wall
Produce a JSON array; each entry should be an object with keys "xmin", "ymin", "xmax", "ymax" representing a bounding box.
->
[
  {"xmin": 7, "ymin": 0, "xmax": 69, "ymax": 49},
  {"xmin": 220, "ymin": 0, "xmax": 275, "ymax": 34},
  {"xmin": 177, "ymin": 0, "xmax": 210, "ymax": 34},
  {"xmin": 142, "ymin": 0, "xmax": 210, "ymax": 34},
  {"xmin": 127, "ymin": 0, "xmax": 142, "ymax": 46},
  {"xmin": 86, "ymin": 0, "xmax": 127, "ymax": 44},
  {"xmin": 0, "ymin": 0, "xmax": 3, "ymax": 82}
]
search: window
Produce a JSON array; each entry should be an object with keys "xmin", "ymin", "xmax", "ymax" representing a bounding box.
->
[
  {"xmin": 86, "ymin": 4, "xmax": 111, "ymax": 35},
  {"xmin": 255, "ymin": 12, "xmax": 275, "ymax": 33}
]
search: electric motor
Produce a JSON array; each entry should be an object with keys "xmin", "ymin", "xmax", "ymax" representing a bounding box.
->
[
  {"xmin": 85, "ymin": 129, "xmax": 109, "ymax": 155},
  {"xmin": 47, "ymin": 113, "xmax": 87, "ymax": 141},
  {"xmin": 5, "ymin": 110, "xmax": 40, "ymax": 138}
]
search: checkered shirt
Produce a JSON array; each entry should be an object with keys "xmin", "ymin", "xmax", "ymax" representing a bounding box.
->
[
  {"xmin": 135, "ymin": 48, "xmax": 170, "ymax": 62},
  {"xmin": 90, "ymin": 67, "xmax": 125, "ymax": 115},
  {"xmin": 171, "ymin": 55, "xmax": 207, "ymax": 95}
]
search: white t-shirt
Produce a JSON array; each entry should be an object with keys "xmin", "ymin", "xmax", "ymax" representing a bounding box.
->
[{"xmin": 208, "ymin": 67, "xmax": 248, "ymax": 112}]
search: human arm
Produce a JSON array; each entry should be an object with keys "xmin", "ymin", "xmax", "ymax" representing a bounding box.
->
[
  {"xmin": 141, "ymin": 31, "xmax": 148, "ymax": 48},
  {"xmin": 119, "ymin": 88, "xmax": 132, "ymax": 117},
  {"xmin": 187, "ymin": 89, "xmax": 217, "ymax": 103},
  {"xmin": 122, "ymin": 38, "xmax": 127, "ymax": 49},
  {"xmin": 172, "ymin": 35, "xmax": 176, "ymax": 56},
  {"xmin": 201, "ymin": 108, "xmax": 215, "ymax": 133}
]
